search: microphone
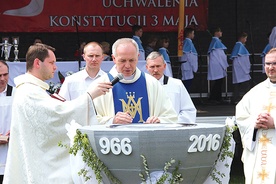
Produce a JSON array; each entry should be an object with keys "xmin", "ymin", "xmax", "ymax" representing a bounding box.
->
[{"xmin": 111, "ymin": 73, "xmax": 124, "ymax": 86}]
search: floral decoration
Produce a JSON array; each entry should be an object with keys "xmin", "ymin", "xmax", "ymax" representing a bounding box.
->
[{"xmin": 47, "ymin": 70, "xmax": 74, "ymax": 94}]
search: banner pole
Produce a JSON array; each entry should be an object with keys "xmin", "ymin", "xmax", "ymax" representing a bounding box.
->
[{"xmin": 177, "ymin": 0, "xmax": 185, "ymax": 57}]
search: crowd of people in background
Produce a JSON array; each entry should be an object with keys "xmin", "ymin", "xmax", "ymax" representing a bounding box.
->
[
  {"xmin": 27, "ymin": 24, "xmax": 260, "ymax": 107},
  {"xmin": 126, "ymin": 24, "xmax": 267, "ymax": 106}
]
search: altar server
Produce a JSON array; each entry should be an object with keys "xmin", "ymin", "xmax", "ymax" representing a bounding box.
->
[
  {"xmin": 3, "ymin": 43, "xmax": 112, "ymax": 184},
  {"xmin": 230, "ymin": 32, "xmax": 251, "ymax": 104},
  {"xmin": 146, "ymin": 51, "xmax": 196, "ymax": 123},
  {"xmin": 261, "ymin": 43, "xmax": 272, "ymax": 73},
  {"xmin": 92, "ymin": 38, "xmax": 178, "ymax": 124},
  {"xmin": 132, "ymin": 25, "xmax": 145, "ymax": 61},
  {"xmin": 269, "ymin": 26, "xmax": 276, "ymax": 48},
  {"xmin": 181, "ymin": 27, "xmax": 198, "ymax": 92},
  {"xmin": 157, "ymin": 36, "xmax": 173, "ymax": 77},
  {"xmin": 207, "ymin": 27, "xmax": 228, "ymax": 103},
  {"xmin": 261, "ymin": 32, "xmax": 272, "ymax": 73}
]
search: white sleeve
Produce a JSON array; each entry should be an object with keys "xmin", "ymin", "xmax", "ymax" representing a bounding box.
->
[
  {"xmin": 58, "ymin": 78, "xmax": 71, "ymax": 101},
  {"xmin": 178, "ymin": 80, "xmax": 197, "ymax": 123}
]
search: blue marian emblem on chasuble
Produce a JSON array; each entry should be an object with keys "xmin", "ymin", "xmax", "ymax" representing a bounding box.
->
[{"xmin": 108, "ymin": 72, "xmax": 150, "ymax": 123}]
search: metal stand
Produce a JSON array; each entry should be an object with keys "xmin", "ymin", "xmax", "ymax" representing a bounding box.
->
[{"xmin": 13, "ymin": 44, "xmax": 20, "ymax": 62}]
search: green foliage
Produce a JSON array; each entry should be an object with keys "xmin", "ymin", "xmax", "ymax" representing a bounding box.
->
[
  {"xmin": 210, "ymin": 125, "xmax": 238, "ymax": 184},
  {"xmin": 59, "ymin": 130, "xmax": 121, "ymax": 184},
  {"xmin": 140, "ymin": 155, "xmax": 183, "ymax": 184}
]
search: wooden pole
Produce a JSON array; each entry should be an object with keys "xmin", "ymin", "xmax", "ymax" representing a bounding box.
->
[{"xmin": 177, "ymin": 0, "xmax": 185, "ymax": 57}]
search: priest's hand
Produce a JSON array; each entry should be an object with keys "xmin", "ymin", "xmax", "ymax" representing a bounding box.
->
[
  {"xmin": 0, "ymin": 131, "xmax": 9, "ymax": 144},
  {"xmin": 113, "ymin": 112, "xmax": 133, "ymax": 124},
  {"xmin": 255, "ymin": 113, "xmax": 275, "ymax": 129},
  {"xmin": 87, "ymin": 82, "xmax": 112, "ymax": 99},
  {"xmin": 0, "ymin": 139, "xmax": 9, "ymax": 144},
  {"xmin": 144, "ymin": 116, "xmax": 160, "ymax": 124}
]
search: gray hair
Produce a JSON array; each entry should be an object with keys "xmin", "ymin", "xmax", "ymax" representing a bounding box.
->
[
  {"xmin": 112, "ymin": 38, "xmax": 139, "ymax": 57},
  {"xmin": 146, "ymin": 51, "xmax": 166, "ymax": 64}
]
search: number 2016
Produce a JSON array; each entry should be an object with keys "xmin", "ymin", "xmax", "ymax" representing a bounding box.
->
[
  {"xmin": 188, "ymin": 134, "xmax": 221, "ymax": 153},
  {"xmin": 99, "ymin": 137, "xmax": 132, "ymax": 155}
]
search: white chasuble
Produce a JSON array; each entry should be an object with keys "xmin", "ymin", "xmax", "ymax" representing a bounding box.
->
[
  {"xmin": 236, "ymin": 81, "xmax": 276, "ymax": 184},
  {"xmin": 4, "ymin": 73, "xmax": 98, "ymax": 184},
  {"xmin": 251, "ymin": 129, "xmax": 276, "ymax": 184},
  {"xmin": 251, "ymin": 91, "xmax": 276, "ymax": 184}
]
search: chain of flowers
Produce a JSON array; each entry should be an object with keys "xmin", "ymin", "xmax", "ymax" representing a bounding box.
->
[{"xmin": 209, "ymin": 125, "xmax": 237, "ymax": 184}]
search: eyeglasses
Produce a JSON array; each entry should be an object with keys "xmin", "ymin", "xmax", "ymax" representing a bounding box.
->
[
  {"xmin": 0, "ymin": 73, "xmax": 8, "ymax": 77},
  {"xmin": 264, "ymin": 62, "xmax": 276, "ymax": 67}
]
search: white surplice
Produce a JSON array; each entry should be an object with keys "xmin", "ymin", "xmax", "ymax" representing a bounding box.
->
[
  {"xmin": 158, "ymin": 75, "xmax": 196, "ymax": 123},
  {"xmin": 236, "ymin": 79, "xmax": 276, "ymax": 184},
  {"xmin": 207, "ymin": 49, "xmax": 228, "ymax": 81},
  {"xmin": 232, "ymin": 56, "xmax": 251, "ymax": 84},
  {"xmin": 3, "ymin": 73, "xmax": 98, "ymax": 184},
  {"xmin": 0, "ymin": 94, "xmax": 14, "ymax": 175},
  {"xmin": 181, "ymin": 52, "xmax": 198, "ymax": 80}
]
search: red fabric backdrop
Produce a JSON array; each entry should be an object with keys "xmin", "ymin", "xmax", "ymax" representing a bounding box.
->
[{"xmin": 0, "ymin": 0, "xmax": 208, "ymax": 32}]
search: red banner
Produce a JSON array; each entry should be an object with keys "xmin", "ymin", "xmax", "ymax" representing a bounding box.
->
[{"xmin": 0, "ymin": 0, "xmax": 208, "ymax": 33}]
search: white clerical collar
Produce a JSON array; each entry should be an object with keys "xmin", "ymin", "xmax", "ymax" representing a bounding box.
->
[
  {"xmin": 110, "ymin": 65, "xmax": 140, "ymax": 83},
  {"xmin": 269, "ymin": 81, "xmax": 276, "ymax": 88},
  {"xmin": 124, "ymin": 70, "xmax": 136, "ymax": 80}
]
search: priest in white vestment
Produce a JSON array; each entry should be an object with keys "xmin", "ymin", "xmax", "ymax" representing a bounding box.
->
[
  {"xmin": 236, "ymin": 48, "xmax": 276, "ymax": 184},
  {"xmin": 3, "ymin": 44, "xmax": 112, "ymax": 184},
  {"xmin": 146, "ymin": 51, "xmax": 196, "ymax": 123},
  {"xmin": 92, "ymin": 38, "xmax": 178, "ymax": 125}
]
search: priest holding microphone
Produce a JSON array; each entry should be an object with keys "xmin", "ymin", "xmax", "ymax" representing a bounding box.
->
[{"xmin": 3, "ymin": 43, "xmax": 112, "ymax": 184}]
